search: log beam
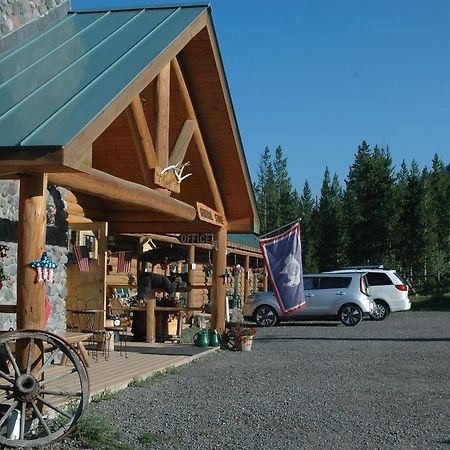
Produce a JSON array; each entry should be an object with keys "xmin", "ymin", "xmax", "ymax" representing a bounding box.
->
[
  {"xmin": 155, "ymin": 63, "xmax": 171, "ymax": 169},
  {"xmin": 168, "ymin": 119, "xmax": 195, "ymax": 166},
  {"xmin": 48, "ymin": 169, "xmax": 196, "ymax": 222},
  {"xmin": 172, "ymin": 57, "xmax": 225, "ymax": 215},
  {"xmin": 126, "ymin": 96, "xmax": 157, "ymax": 186}
]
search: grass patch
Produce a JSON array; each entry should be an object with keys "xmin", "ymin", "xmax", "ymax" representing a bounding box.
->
[
  {"xmin": 139, "ymin": 432, "xmax": 173, "ymax": 444},
  {"xmin": 411, "ymin": 292, "xmax": 450, "ymax": 311},
  {"xmin": 52, "ymin": 405, "xmax": 131, "ymax": 450},
  {"xmin": 91, "ymin": 389, "xmax": 122, "ymax": 403},
  {"xmin": 128, "ymin": 367, "xmax": 182, "ymax": 388}
]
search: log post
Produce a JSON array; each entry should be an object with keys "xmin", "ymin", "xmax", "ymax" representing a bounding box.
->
[
  {"xmin": 187, "ymin": 245, "xmax": 195, "ymax": 309},
  {"xmin": 17, "ymin": 174, "xmax": 48, "ymax": 330},
  {"xmin": 211, "ymin": 226, "xmax": 227, "ymax": 333},
  {"xmin": 16, "ymin": 174, "xmax": 47, "ymax": 372},
  {"xmin": 146, "ymin": 296, "xmax": 156, "ymax": 344},
  {"xmin": 243, "ymin": 255, "xmax": 250, "ymax": 304}
]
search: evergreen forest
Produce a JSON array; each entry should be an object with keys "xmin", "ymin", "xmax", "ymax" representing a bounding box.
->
[{"xmin": 253, "ymin": 141, "xmax": 450, "ymax": 289}]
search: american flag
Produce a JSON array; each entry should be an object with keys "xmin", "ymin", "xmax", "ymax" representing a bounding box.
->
[
  {"xmin": 117, "ymin": 251, "xmax": 132, "ymax": 273},
  {"xmin": 73, "ymin": 245, "xmax": 90, "ymax": 272}
]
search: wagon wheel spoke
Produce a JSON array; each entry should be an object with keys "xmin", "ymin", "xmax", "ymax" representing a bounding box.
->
[
  {"xmin": 0, "ymin": 370, "xmax": 14, "ymax": 384},
  {"xmin": 40, "ymin": 389, "xmax": 82, "ymax": 397},
  {"xmin": 37, "ymin": 395, "xmax": 72, "ymax": 419},
  {"xmin": 0, "ymin": 400, "xmax": 18, "ymax": 429},
  {"xmin": 39, "ymin": 368, "xmax": 77, "ymax": 386},
  {"xmin": 0, "ymin": 393, "xmax": 14, "ymax": 403},
  {"xmin": 31, "ymin": 400, "xmax": 51, "ymax": 436},
  {"xmin": 20, "ymin": 401, "xmax": 26, "ymax": 441},
  {"xmin": 35, "ymin": 347, "xmax": 61, "ymax": 379},
  {"xmin": 3, "ymin": 343, "xmax": 20, "ymax": 377},
  {"xmin": 26, "ymin": 338, "xmax": 34, "ymax": 375}
]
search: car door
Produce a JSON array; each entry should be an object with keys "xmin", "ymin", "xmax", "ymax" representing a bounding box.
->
[
  {"xmin": 291, "ymin": 276, "xmax": 319, "ymax": 317},
  {"xmin": 313, "ymin": 276, "xmax": 352, "ymax": 315}
]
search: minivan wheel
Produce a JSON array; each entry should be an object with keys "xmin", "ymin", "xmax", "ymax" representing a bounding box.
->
[
  {"xmin": 370, "ymin": 300, "xmax": 390, "ymax": 321},
  {"xmin": 339, "ymin": 304, "xmax": 362, "ymax": 326},
  {"xmin": 254, "ymin": 305, "xmax": 278, "ymax": 327}
]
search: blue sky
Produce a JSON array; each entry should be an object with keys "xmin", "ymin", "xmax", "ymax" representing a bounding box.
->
[{"xmin": 72, "ymin": 0, "xmax": 450, "ymax": 197}]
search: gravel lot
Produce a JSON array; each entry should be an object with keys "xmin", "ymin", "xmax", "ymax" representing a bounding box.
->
[{"xmin": 54, "ymin": 311, "xmax": 450, "ymax": 449}]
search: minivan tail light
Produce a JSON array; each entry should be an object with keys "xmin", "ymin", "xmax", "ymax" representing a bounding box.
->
[
  {"xmin": 395, "ymin": 284, "xmax": 408, "ymax": 292},
  {"xmin": 360, "ymin": 277, "xmax": 369, "ymax": 296}
]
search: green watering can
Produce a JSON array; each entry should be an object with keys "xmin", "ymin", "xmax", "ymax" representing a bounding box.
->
[
  {"xmin": 193, "ymin": 329, "xmax": 210, "ymax": 347},
  {"xmin": 208, "ymin": 329, "xmax": 220, "ymax": 347}
]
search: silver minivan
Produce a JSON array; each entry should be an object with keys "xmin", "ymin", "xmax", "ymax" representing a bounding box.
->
[{"xmin": 243, "ymin": 273, "xmax": 374, "ymax": 327}]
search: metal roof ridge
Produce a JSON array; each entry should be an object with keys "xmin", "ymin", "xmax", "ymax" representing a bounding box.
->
[{"xmin": 70, "ymin": 3, "xmax": 210, "ymax": 14}]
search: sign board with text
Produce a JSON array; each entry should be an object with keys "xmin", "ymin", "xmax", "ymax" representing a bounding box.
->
[
  {"xmin": 177, "ymin": 233, "xmax": 214, "ymax": 245},
  {"xmin": 196, "ymin": 202, "xmax": 225, "ymax": 227}
]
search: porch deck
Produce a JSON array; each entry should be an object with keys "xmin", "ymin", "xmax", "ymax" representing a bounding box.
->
[{"xmin": 50, "ymin": 342, "xmax": 217, "ymax": 397}]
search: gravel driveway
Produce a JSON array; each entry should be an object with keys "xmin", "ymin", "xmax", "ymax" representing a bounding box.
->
[{"xmin": 56, "ymin": 311, "xmax": 450, "ymax": 449}]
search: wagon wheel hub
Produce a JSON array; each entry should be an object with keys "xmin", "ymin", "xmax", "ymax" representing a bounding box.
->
[{"xmin": 14, "ymin": 374, "xmax": 40, "ymax": 402}]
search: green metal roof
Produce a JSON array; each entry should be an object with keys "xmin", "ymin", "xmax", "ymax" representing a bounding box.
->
[
  {"xmin": 228, "ymin": 233, "xmax": 260, "ymax": 249},
  {"xmin": 0, "ymin": 4, "xmax": 208, "ymax": 148}
]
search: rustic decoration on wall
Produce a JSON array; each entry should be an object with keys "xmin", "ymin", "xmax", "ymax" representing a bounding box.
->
[
  {"xmin": 161, "ymin": 161, "xmax": 192, "ymax": 184},
  {"xmin": 31, "ymin": 252, "xmax": 58, "ymax": 284}
]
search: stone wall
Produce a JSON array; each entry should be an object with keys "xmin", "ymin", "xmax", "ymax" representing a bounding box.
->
[
  {"xmin": 0, "ymin": 0, "xmax": 69, "ymax": 53},
  {"xmin": 0, "ymin": 180, "xmax": 69, "ymax": 334}
]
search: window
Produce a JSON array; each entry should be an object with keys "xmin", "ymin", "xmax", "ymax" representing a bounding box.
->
[
  {"xmin": 318, "ymin": 277, "xmax": 351, "ymax": 289},
  {"xmin": 366, "ymin": 272, "xmax": 392, "ymax": 286},
  {"xmin": 304, "ymin": 277, "xmax": 319, "ymax": 290}
]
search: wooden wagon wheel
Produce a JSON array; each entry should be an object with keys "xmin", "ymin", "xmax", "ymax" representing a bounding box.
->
[{"xmin": 0, "ymin": 330, "xmax": 89, "ymax": 448}]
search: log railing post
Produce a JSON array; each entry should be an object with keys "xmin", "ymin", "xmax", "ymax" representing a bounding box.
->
[
  {"xmin": 243, "ymin": 255, "xmax": 250, "ymax": 304},
  {"xmin": 211, "ymin": 226, "xmax": 227, "ymax": 333},
  {"xmin": 187, "ymin": 245, "xmax": 195, "ymax": 309},
  {"xmin": 146, "ymin": 296, "xmax": 156, "ymax": 344}
]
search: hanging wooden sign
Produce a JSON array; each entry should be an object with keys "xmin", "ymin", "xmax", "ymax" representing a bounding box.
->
[
  {"xmin": 196, "ymin": 202, "xmax": 225, "ymax": 227},
  {"xmin": 177, "ymin": 233, "xmax": 214, "ymax": 245}
]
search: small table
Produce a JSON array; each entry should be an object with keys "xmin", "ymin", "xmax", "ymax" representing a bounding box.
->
[{"xmin": 58, "ymin": 331, "xmax": 93, "ymax": 367}]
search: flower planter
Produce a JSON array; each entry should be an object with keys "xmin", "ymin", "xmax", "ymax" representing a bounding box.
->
[{"xmin": 238, "ymin": 336, "xmax": 253, "ymax": 352}]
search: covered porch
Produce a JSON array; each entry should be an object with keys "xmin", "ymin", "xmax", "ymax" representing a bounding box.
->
[{"xmin": 0, "ymin": 2, "xmax": 259, "ymax": 446}]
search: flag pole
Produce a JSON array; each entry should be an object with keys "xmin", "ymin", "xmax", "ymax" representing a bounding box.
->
[{"xmin": 259, "ymin": 218, "xmax": 301, "ymax": 240}]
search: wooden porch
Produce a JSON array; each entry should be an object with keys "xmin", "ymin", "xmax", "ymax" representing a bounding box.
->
[{"xmin": 52, "ymin": 342, "xmax": 217, "ymax": 398}]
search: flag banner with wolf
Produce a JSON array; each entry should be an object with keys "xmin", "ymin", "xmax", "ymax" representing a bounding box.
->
[{"xmin": 259, "ymin": 223, "xmax": 306, "ymax": 314}]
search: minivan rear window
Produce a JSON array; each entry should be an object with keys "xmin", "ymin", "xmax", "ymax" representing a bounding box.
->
[
  {"xmin": 366, "ymin": 272, "xmax": 393, "ymax": 286},
  {"xmin": 318, "ymin": 277, "xmax": 351, "ymax": 289}
]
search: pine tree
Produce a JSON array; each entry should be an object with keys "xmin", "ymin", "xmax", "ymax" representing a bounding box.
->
[
  {"xmin": 253, "ymin": 146, "xmax": 277, "ymax": 235},
  {"xmin": 396, "ymin": 160, "xmax": 428, "ymax": 276},
  {"xmin": 316, "ymin": 168, "xmax": 344, "ymax": 271},
  {"xmin": 299, "ymin": 181, "xmax": 318, "ymax": 272},
  {"xmin": 429, "ymin": 154, "xmax": 450, "ymax": 270},
  {"xmin": 344, "ymin": 141, "xmax": 395, "ymax": 265},
  {"xmin": 273, "ymin": 146, "xmax": 298, "ymax": 228}
]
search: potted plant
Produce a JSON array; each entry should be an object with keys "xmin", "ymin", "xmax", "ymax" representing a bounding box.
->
[
  {"xmin": 230, "ymin": 264, "xmax": 243, "ymax": 277},
  {"xmin": 223, "ymin": 322, "xmax": 256, "ymax": 351},
  {"xmin": 202, "ymin": 262, "xmax": 213, "ymax": 278}
]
